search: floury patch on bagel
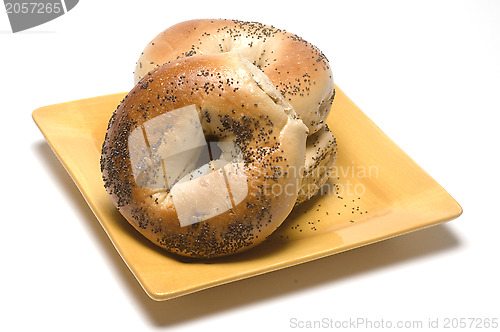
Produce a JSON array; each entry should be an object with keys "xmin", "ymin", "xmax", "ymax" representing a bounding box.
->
[{"xmin": 101, "ymin": 19, "xmax": 337, "ymax": 258}]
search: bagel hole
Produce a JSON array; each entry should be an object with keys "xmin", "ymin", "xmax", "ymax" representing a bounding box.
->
[{"xmin": 128, "ymin": 104, "xmax": 249, "ymax": 227}]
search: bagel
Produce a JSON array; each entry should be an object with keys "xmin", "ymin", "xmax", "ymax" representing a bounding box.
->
[
  {"xmin": 101, "ymin": 53, "xmax": 308, "ymax": 258},
  {"xmin": 133, "ymin": 18, "xmax": 337, "ymax": 203},
  {"xmin": 134, "ymin": 19, "xmax": 334, "ymax": 134}
]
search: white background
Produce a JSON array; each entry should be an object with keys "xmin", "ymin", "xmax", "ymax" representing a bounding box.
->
[{"xmin": 1, "ymin": 0, "xmax": 499, "ymax": 331}]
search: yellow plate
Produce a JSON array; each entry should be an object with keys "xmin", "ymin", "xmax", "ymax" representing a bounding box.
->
[{"xmin": 32, "ymin": 86, "xmax": 462, "ymax": 301}]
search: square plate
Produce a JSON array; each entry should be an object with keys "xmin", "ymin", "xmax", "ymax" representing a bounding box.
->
[{"xmin": 32, "ymin": 86, "xmax": 462, "ymax": 301}]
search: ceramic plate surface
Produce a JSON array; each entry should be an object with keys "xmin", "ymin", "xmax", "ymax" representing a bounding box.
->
[{"xmin": 33, "ymin": 86, "xmax": 462, "ymax": 300}]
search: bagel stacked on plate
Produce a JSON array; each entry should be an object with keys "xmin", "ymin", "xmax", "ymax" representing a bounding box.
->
[
  {"xmin": 135, "ymin": 19, "xmax": 337, "ymax": 204},
  {"xmin": 101, "ymin": 19, "xmax": 337, "ymax": 258}
]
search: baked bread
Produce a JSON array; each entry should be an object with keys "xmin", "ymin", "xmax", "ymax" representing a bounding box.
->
[
  {"xmin": 134, "ymin": 18, "xmax": 337, "ymax": 203},
  {"xmin": 101, "ymin": 19, "xmax": 338, "ymax": 258},
  {"xmin": 101, "ymin": 53, "xmax": 308, "ymax": 258},
  {"xmin": 134, "ymin": 19, "xmax": 334, "ymax": 134}
]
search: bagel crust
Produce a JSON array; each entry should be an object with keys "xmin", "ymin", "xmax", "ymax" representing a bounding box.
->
[
  {"xmin": 134, "ymin": 19, "xmax": 338, "ymax": 205},
  {"xmin": 134, "ymin": 19, "xmax": 335, "ymax": 134},
  {"xmin": 101, "ymin": 53, "xmax": 307, "ymax": 258}
]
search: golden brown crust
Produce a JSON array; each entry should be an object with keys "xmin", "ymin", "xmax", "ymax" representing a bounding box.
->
[
  {"xmin": 102, "ymin": 53, "xmax": 307, "ymax": 258},
  {"xmin": 134, "ymin": 19, "xmax": 335, "ymax": 134}
]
